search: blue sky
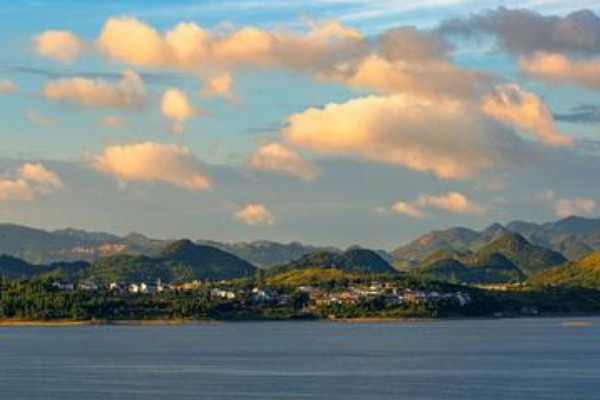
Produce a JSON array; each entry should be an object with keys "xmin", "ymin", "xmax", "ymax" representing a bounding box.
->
[{"xmin": 1, "ymin": 1, "xmax": 600, "ymax": 249}]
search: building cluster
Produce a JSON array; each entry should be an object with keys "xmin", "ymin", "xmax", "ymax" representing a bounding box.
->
[
  {"xmin": 300, "ymin": 284, "xmax": 472, "ymax": 307},
  {"xmin": 51, "ymin": 279, "xmax": 472, "ymax": 308}
]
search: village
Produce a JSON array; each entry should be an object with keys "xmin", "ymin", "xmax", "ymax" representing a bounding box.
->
[{"xmin": 51, "ymin": 279, "xmax": 473, "ymax": 309}]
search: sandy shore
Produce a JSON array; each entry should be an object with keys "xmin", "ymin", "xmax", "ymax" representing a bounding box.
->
[{"xmin": 0, "ymin": 319, "xmax": 208, "ymax": 327}]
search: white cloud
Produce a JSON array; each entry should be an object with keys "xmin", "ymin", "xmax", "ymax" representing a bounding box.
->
[
  {"xmin": 0, "ymin": 80, "xmax": 18, "ymax": 94},
  {"xmin": 34, "ymin": 30, "xmax": 85, "ymax": 64},
  {"xmin": 201, "ymin": 73, "xmax": 235, "ymax": 99},
  {"xmin": 234, "ymin": 203, "xmax": 275, "ymax": 226},
  {"xmin": 26, "ymin": 110, "xmax": 53, "ymax": 126},
  {"xmin": 481, "ymin": 84, "xmax": 572, "ymax": 147},
  {"xmin": 390, "ymin": 191, "xmax": 484, "ymax": 218},
  {"xmin": 327, "ymin": 55, "xmax": 483, "ymax": 100},
  {"xmin": 282, "ymin": 94, "xmax": 523, "ymax": 180},
  {"xmin": 555, "ymin": 197, "xmax": 597, "ymax": 218},
  {"xmin": 248, "ymin": 143, "xmax": 319, "ymax": 181},
  {"xmin": 43, "ymin": 71, "xmax": 146, "ymax": 109},
  {"xmin": 94, "ymin": 16, "xmax": 365, "ymax": 71},
  {"xmin": 520, "ymin": 52, "xmax": 600, "ymax": 90},
  {"xmin": 17, "ymin": 163, "xmax": 63, "ymax": 192},
  {"xmin": 161, "ymin": 89, "xmax": 196, "ymax": 133},
  {"xmin": 391, "ymin": 201, "xmax": 426, "ymax": 218},
  {"xmin": 93, "ymin": 142, "xmax": 211, "ymax": 190},
  {"xmin": 0, "ymin": 163, "xmax": 63, "ymax": 202},
  {"xmin": 100, "ymin": 116, "xmax": 126, "ymax": 128},
  {"xmin": 416, "ymin": 192, "xmax": 484, "ymax": 214}
]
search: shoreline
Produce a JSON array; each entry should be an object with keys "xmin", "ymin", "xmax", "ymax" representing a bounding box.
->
[{"xmin": 1, "ymin": 313, "xmax": 600, "ymax": 327}]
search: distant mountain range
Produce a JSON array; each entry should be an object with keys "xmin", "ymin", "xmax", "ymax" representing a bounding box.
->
[
  {"xmin": 1, "ymin": 215, "xmax": 600, "ymax": 286},
  {"xmin": 86, "ymin": 240, "xmax": 256, "ymax": 284},
  {"xmin": 0, "ymin": 223, "xmax": 337, "ymax": 267},
  {"xmin": 392, "ymin": 216, "xmax": 600, "ymax": 267},
  {"xmin": 413, "ymin": 232, "xmax": 566, "ymax": 284},
  {"xmin": 0, "ymin": 240, "xmax": 256, "ymax": 284},
  {"xmin": 196, "ymin": 239, "xmax": 339, "ymax": 267},
  {"xmin": 0, "ymin": 224, "xmax": 164, "ymax": 264}
]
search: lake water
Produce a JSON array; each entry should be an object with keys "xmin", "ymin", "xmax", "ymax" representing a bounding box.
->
[{"xmin": 1, "ymin": 318, "xmax": 599, "ymax": 400}]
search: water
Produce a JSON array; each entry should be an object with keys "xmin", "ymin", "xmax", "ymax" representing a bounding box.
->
[{"xmin": 1, "ymin": 318, "xmax": 599, "ymax": 400}]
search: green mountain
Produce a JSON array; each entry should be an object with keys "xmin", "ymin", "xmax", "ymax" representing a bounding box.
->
[
  {"xmin": 417, "ymin": 252, "xmax": 525, "ymax": 284},
  {"xmin": 392, "ymin": 222, "xmax": 571, "ymax": 271},
  {"xmin": 274, "ymin": 248, "xmax": 397, "ymax": 275},
  {"xmin": 392, "ymin": 227, "xmax": 479, "ymax": 268},
  {"xmin": 531, "ymin": 252, "xmax": 600, "ymax": 290},
  {"xmin": 0, "ymin": 254, "xmax": 90, "ymax": 280},
  {"xmin": 0, "ymin": 254, "xmax": 48, "ymax": 279},
  {"xmin": 411, "ymin": 233, "xmax": 565, "ymax": 284},
  {"xmin": 507, "ymin": 216, "xmax": 600, "ymax": 260},
  {"xmin": 472, "ymin": 233, "xmax": 566, "ymax": 276},
  {"xmin": 0, "ymin": 223, "xmax": 339, "ymax": 267},
  {"xmin": 0, "ymin": 223, "xmax": 163, "ymax": 264},
  {"xmin": 86, "ymin": 240, "xmax": 256, "ymax": 284}
]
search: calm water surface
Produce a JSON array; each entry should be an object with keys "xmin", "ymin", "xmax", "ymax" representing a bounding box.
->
[{"xmin": 1, "ymin": 318, "xmax": 599, "ymax": 400}]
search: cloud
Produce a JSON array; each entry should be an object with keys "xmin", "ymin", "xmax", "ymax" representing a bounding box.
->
[
  {"xmin": 26, "ymin": 110, "xmax": 53, "ymax": 126},
  {"xmin": 0, "ymin": 163, "xmax": 63, "ymax": 202},
  {"xmin": 43, "ymin": 70, "xmax": 146, "ymax": 109},
  {"xmin": 282, "ymin": 94, "xmax": 525, "ymax": 180},
  {"xmin": 201, "ymin": 73, "xmax": 235, "ymax": 99},
  {"xmin": 248, "ymin": 142, "xmax": 319, "ymax": 181},
  {"xmin": 161, "ymin": 88, "xmax": 196, "ymax": 133},
  {"xmin": 379, "ymin": 26, "xmax": 450, "ymax": 62},
  {"xmin": 34, "ymin": 16, "xmax": 487, "ymax": 103},
  {"xmin": 391, "ymin": 201, "xmax": 426, "ymax": 218},
  {"xmin": 234, "ymin": 203, "xmax": 275, "ymax": 226},
  {"xmin": 34, "ymin": 30, "xmax": 85, "ymax": 63},
  {"xmin": 481, "ymin": 84, "xmax": 572, "ymax": 147},
  {"xmin": 391, "ymin": 191, "xmax": 484, "ymax": 218},
  {"xmin": 0, "ymin": 80, "xmax": 18, "ymax": 94},
  {"xmin": 17, "ymin": 163, "xmax": 63, "ymax": 192},
  {"xmin": 93, "ymin": 142, "xmax": 211, "ymax": 190},
  {"xmin": 555, "ymin": 197, "xmax": 597, "ymax": 217},
  {"xmin": 440, "ymin": 8, "xmax": 600, "ymax": 55},
  {"xmin": 519, "ymin": 52, "xmax": 600, "ymax": 90},
  {"xmin": 326, "ymin": 55, "xmax": 485, "ymax": 100},
  {"xmin": 94, "ymin": 16, "xmax": 365, "ymax": 71},
  {"xmin": 416, "ymin": 192, "xmax": 485, "ymax": 214},
  {"xmin": 100, "ymin": 116, "xmax": 126, "ymax": 128}
]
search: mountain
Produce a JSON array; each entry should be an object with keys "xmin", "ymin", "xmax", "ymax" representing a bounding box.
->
[
  {"xmin": 472, "ymin": 233, "xmax": 567, "ymax": 276},
  {"xmin": 85, "ymin": 240, "xmax": 256, "ymax": 284},
  {"xmin": 274, "ymin": 248, "xmax": 397, "ymax": 275},
  {"xmin": 531, "ymin": 252, "xmax": 600, "ymax": 290},
  {"xmin": 392, "ymin": 227, "xmax": 480, "ymax": 268},
  {"xmin": 0, "ymin": 254, "xmax": 90, "ymax": 280},
  {"xmin": 196, "ymin": 239, "xmax": 338, "ymax": 268},
  {"xmin": 410, "ymin": 233, "xmax": 565, "ymax": 284},
  {"xmin": 0, "ymin": 223, "xmax": 164, "ymax": 264},
  {"xmin": 0, "ymin": 254, "xmax": 49, "ymax": 279},
  {"xmin": 417, "ymin": 252, "xmax": 524, "ymax": 284},
  {"xmin": 507, "ymin": 216, "xmax": 600, "ymax": 260},
  {"xmin": 392, "ymin": 219, "xmax": 579, "ymax": 269},
  {"xmin": 0, "ymin": 223, "xmax": 339, "ymax": 268},
  {"xmin": 391, "ymin": 224, "xmax": 514, "ymax": 268}
]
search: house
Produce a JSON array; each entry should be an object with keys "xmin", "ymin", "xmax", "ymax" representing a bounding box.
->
[
  {"xmin": 210, "ymin": 288, "xmax": 237, "ymax": 300},
  {"xmin": 52, "ymin": 281, "xmax": 75, "ymax": 291},
  {"xmin": 78, "ymin": 282, "xmax": 99, "ymax": 291}
]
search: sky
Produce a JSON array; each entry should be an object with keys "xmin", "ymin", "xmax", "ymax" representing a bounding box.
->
[{"xmin": 1, "ymin": 0, "xmax": 600, "ymax": 249}]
